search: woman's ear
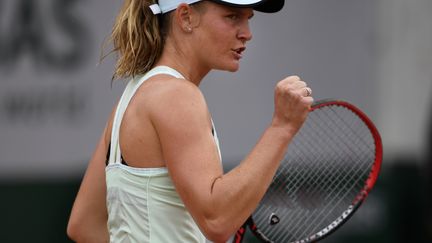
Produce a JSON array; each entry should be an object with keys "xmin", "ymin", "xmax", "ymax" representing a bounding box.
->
[{"xmin": 175, "ymin": 3, "xmax": 201, "ymax": 33}]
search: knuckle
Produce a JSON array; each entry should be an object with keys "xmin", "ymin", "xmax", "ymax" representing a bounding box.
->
[
  {"xmin": 276, "ymin": 81, "xmax": 285, "ymax": 89},
  {"xmin": 289, "ymin": 75, "xmax": 301, "ymax": 81},
  {"xmin": 276, "ymin": 83, "xmax": 291, "ymax": 93}
]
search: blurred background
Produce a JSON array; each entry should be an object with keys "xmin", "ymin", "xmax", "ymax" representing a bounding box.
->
[{"xmin": 0, "ymin": 0, "xmax": 431, "ymax": 242}]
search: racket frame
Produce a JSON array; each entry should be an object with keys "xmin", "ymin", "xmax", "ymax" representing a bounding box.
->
[{"xmin": 233, "ymin": 99, "xmax": 383, "ymax": 243}]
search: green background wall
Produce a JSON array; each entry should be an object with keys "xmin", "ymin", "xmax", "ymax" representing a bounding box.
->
[{"xmin": 1, "ymin": 160, "xmax": 430, "ymax": 243}]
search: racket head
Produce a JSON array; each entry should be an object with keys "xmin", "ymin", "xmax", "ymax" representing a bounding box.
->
[{"xmin": 248, "ymin": 99, "xmax": 383, "ymax": 243}]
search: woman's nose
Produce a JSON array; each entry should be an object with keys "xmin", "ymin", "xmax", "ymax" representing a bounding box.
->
[{"xmin": 238, "ymin": 22, "xmax": 253, "ymax": 42}]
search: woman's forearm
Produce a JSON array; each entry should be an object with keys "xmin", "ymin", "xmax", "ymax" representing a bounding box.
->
[{"xmin": 199, "ymin": 124, "xmax": 296, "ymax": 241}]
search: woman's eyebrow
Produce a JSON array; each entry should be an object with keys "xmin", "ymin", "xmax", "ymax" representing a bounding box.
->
[{"xmin": 226, "ymin": 7, "xmax": 254, "ymax": 19}]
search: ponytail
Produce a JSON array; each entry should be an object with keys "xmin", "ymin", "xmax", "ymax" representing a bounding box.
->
[{"xmin": 106, "ymin": 0, "xmax": 169, "ymax": 80}]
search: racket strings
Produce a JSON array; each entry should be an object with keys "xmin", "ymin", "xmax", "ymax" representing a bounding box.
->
[
  {"xmin": 262, "ymin": 147, "xmax": 366, "ymax": 238},
  {"xmin": 253, "ymin": 105, "xmax": 376, "ymax": 242},
  {"xmin": 296, "ymin": 154, "xmax": 371, "ymax": 239},
  {"xmin": 263, "ymin": 157, "xmax": 367, "ymax": 242}
]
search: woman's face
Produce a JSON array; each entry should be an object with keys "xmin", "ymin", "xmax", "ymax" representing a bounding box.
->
[{"xmin": 192, "ymin": 2, "xmax": 254, "ymax": 72}]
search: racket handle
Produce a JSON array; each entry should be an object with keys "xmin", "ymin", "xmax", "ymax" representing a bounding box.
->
[
  {"xmin": 233, "ymin": 217, "xmax": 274, "ymax": 243},
  {"xmin": 232, "ymin": 225, "xmax": 246, "ymax": 243}
]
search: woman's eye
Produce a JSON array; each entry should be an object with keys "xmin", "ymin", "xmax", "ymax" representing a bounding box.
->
[{"xmin": 227, "ymin": 14, "xmax": 238, "ymax": 20}]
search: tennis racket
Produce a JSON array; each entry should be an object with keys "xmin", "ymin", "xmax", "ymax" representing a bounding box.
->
[{"xmin": 233, "ymin": 99, "xmax": 383, "ymax": 243}]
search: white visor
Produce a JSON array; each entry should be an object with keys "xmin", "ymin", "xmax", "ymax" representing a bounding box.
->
[
  {"xmin": 158, "ymin": 0, "xmax": 201, "ymax": 14},
  {"xmin": 149, "ymin": 0, "xmax": 284, "ymax": 14}
]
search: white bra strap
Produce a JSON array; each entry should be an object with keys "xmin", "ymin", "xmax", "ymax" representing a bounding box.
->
[{"xmin": 108, "ymin": 66, "xmax": 185, "ymax": 164}]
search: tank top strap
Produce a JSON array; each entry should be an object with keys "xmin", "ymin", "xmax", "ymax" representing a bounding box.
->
[{"xmin": 108, "ymin": 66, "xmax": 185, "ymax": 165}]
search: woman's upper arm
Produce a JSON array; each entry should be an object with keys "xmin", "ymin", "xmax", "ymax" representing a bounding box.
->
[
  {"xmin": 149, "ymin": 80, "xmax": 223, "ymax": 226},
  {"xmin": 67, "ymin": 116, "xmax": 113, "ymax": 242}
]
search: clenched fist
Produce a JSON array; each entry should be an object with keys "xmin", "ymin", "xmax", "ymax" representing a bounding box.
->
[{"xmin": 272, "ymin": 75, "xmax": 314, "ymax": 133}]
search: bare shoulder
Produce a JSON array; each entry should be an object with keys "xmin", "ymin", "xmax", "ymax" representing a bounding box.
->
[
  {"xmin": 138, "ymin": 76, "xmax": 209, "ymax": 118},
  {"xmin": 145, "ymin": 76, "xmax": 204, "ymax": 100},
  {"xmin": 134, "ymin": 75, "xmax": 211, "ymax": 133}
]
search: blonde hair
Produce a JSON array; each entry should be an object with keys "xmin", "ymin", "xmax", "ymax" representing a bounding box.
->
[
  {"xmin": 106, "ymin": 0, "xmax": 170, "ymax": 80},
  {"xmin": 104, "ymin": 0, "xmax": 208, "ymax": 80}
]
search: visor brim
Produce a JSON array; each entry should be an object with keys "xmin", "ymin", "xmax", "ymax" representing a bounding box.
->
[{"xmin": 211, "ymin": 0, "xmax": 284, "ymax": 13}]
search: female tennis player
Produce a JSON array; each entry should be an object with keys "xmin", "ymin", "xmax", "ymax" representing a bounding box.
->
[{"xmin": 67, "ymin": 0, "xmax": 313, "ymax": 242}]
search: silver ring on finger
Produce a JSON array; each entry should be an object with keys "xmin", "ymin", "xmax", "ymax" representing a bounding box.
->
[{"xmin": 305, "ymin": 87, "xmax": 312, "ymax": 97}]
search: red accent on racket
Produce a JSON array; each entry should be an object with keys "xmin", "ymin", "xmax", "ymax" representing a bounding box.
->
[{"xmin": 233, "ymin": 99, "xmax": 383, "ymax": 243}]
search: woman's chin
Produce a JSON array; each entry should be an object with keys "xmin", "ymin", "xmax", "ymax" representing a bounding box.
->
[
  {"xmin": 211, "ymin": 59, "xmax": 241, "ymax": 72},
  {"xmin": 221, "ymin": 62, "xmax": 240, "ymax": 72}
]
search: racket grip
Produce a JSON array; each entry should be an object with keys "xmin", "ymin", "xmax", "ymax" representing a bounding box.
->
[{"xmin": 232, "ymin": 226, "xmax": 246, "ymax": 243}]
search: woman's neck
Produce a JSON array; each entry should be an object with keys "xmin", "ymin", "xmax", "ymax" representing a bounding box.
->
[{"xmin": 155, "ymin": 38, "xmax": 210, "ymax": 86}]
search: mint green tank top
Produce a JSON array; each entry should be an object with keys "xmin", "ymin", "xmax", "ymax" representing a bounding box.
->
[{"xmin": 106, "ymin": 66, "xmax": 221, "ymax": 243}]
